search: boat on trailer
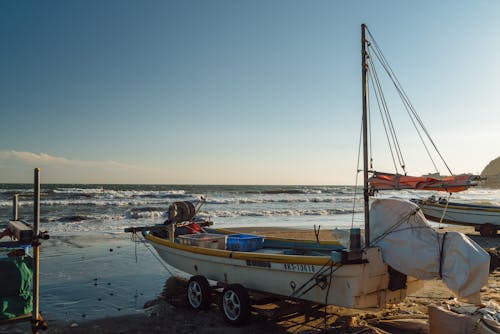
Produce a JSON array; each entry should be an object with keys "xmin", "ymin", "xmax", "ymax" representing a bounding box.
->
[
  {"xmin": 126, "ymin": 25, "xmax": 490, "ymax": 325},
  {"xmin": 145, "ymin": 226, "xmax": 420, "ymax": 307},
  {"xmin": 132, "ymin": 211, "xmax": 423, "ymax": 324},
  {"xmin": 411, "ymin": 196, "xmax": 500, "ymax": 237}
]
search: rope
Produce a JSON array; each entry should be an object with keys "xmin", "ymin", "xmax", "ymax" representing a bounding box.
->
[
  {"xmin": 132, "ymin": 231, "xmax": 176, "ymax": 277},
  {"xmin": 369, "ymin": 207, "xmax": 421, "ymax": 247},
  {"xmin": 131, "ymin": 231, "xmax": 139, "ymax": 263},
  {"xmin": 439, "ymin": 232, "xmax": 448, "ymax": 279},
  {"xmin": 289, "ymin": 262, "xmax": 342, "ymax": 300},
  {"xmin": 323, "ymin": 263, "xmax": 334, "ymax": 331},
  {"xmin": 438, "ymin": 193, "xmax": 452, "ymax": 228}
]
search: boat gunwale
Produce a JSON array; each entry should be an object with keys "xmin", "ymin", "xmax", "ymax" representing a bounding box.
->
[
  {"xmin": 145, "ymin": 233, "xmax": 335, "ymax": 266},
  {"xmin": 212, "ymin": 228, "xmax": 342, "ymax": 246}
]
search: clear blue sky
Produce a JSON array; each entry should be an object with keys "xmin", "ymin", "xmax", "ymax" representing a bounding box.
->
[{"xmin": 1, "ymin": 1, "xmax": 499, "ymax": 184}]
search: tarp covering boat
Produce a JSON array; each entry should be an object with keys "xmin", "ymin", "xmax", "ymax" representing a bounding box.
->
[
  {"xmin": 369, "ymin": 172, "xmax": 480, "ymax": 192},
  {"xmin": 369, "ymin": 198, "xmax": 490, "ymax": 300}
]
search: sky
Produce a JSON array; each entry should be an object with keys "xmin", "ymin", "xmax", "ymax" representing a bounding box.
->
[{"xmin": 0, "ymin": 1, "xmax": 499, "ymax": 184}]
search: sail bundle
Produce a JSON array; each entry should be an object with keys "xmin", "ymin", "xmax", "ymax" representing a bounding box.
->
[
  {"xmin": 369, "ymin": 198, "xmax": 490, "ymax": 300},
  {"xmin": 369, "ymin": 172, "xmax": 481, "ymax": 193}
]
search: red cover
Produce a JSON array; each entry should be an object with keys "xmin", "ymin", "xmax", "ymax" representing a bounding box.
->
[{"xmin": 369, "ymin": 172, "xmax": 480, "ymax": 192}]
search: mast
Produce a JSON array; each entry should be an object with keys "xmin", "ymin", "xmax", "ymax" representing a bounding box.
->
[{"xmin": 361, "ymin": 24, "xmax": 370, "ymax": 246}]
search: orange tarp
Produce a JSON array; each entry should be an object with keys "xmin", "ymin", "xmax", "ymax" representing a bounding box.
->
[{"xmin": 369, "ymin": 172, "xmax": 480, "ymax": 192}]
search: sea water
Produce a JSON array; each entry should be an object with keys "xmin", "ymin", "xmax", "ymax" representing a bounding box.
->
[
  {"xmin": 1, "ymin": 184, "xmax": 500, "ymax": 235},
  {"xmin": 0, "ymin": 184, "xmax": 499, "ymax": 323}
]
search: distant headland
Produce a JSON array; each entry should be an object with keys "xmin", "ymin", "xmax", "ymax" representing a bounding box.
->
[{"xmin": 480, "ymin": 156, "xmax": 500, "ymax": 188}]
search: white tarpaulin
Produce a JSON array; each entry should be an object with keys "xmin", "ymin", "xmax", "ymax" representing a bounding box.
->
[{"xmin": 369, "ymin": 198, "xmax": 490, "ymax": 299}]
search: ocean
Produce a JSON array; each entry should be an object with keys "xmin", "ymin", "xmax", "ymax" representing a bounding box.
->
[
  {"xmin": 1, "ymin": 184, "xmax": 500, "ymax": 235},
  {"xmin": 1, "ymin": 184, "xmax": 500, "ymax": 325}
]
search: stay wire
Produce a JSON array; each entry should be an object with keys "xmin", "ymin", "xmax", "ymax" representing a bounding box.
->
[
  {"xmin": 365, "ymin": 28, "xmax": 452, "ymax": 175},
  {"xmin": 371, "ymin": 48, "xmax": 440, "ymax": 174},
  {"xmin": 367, "ymin": 69, "xmax": 373, "ymax": 171},
  {"xmin": 367, "ymin": 50, "xmax": 406, "ymax": 173},
  {"xmin": 367, "ymin": 57, "xmax": 399, "ymax": 173},
  {"xmin": 351, "ymin": 110, "xmax": 363, "ymax": 229},
  {"xmin": 366, "ymin": 28, "xmax": 441, "ymax": 168}
]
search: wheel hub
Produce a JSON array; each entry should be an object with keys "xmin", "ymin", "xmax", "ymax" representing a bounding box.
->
[
  {"xmin": 188, "ymin": 281, "xmax": 202, "ymax": 308},
  {"xmin": 223, "ymin": 291, "xmax": 241, "ymax": 320}
]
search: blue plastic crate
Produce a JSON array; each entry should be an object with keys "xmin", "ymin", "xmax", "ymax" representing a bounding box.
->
[{"xmin": 226, "ymin": 234, "xmax": 264, "ymax": 252}]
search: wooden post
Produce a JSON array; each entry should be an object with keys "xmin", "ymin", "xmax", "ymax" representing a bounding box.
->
[
  {"xmin": 13, "ymin": 194, "xmax": 19, "ymax": 221},
  {"xmin": 361, "ymin": 24, "xmax": 370, "ymax": 247},
  {"xmin": 32, "ymin": 168, "xmax": 40, "ymax": 334}
]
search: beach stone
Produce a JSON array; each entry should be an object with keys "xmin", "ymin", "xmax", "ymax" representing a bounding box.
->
[
  {"xmin": 486, "ymin": 248, "xmax": 500, "ymax": 272},
  {"xmin": 161, "ymin": 276, "xmax": 188, "ymax": 307}
]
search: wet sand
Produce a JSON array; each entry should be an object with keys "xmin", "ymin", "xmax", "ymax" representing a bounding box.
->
[{"xmin": 2, "ymin": 226, "xmax": 499, "ymax": 334}]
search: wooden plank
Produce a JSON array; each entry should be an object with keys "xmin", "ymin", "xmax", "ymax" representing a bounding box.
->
[
  {"xmin": 8, "ymin": 221, "xmax": 34, "ymax": 243},
  {"xmin": 0, "ymin": 313, "xmax": 32, "ymax": 325}
]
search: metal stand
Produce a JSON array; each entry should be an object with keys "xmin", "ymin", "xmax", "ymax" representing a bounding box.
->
[
  {"xmin": 0, "ymin": 168, "xmax": 48, "ymax": 333},
  {"xmin": 31, "ymin": 168, "xmax": 48, "ymax": 333}
]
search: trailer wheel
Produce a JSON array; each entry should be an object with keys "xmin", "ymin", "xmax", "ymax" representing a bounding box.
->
[
  {"xmin": 187, "ymin": 275, "xmax": 211, "ymax": 310},
  {"xmin": 479, "ymin": 224, "xmax": 497, "ymax": 238},
  {"xmin": 221, "ymin": 284, "xmax": 250, "ymax": 325}
]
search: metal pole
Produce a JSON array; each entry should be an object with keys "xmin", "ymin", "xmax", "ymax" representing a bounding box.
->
[
  {"xmin": 361, "ymin": 24, "xmax": 370, "ymax": 247},
  {"xmin": 13, "ymin": 194, "xmax": 19, "ymax": 221},
  {"xmin": 32, "ymin": 168, "xmax": 40, "ymax": 334}
]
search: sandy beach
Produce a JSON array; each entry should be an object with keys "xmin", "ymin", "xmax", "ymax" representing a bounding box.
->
[{"xmin": 1, "ymin": 225, "xmax": 499, "ymax": 334}]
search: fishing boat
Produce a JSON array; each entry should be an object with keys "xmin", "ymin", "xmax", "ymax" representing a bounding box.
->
[
  {"xmin": 126, "ymin": 24, "xmax": 490, "ymax": 325},
  {"xmin": 133, "ymin": 206, "xmax": 425, "ymax": 324},
  {"xmin": 411, "ymin": 196, "xmax": 500, "ymax": 237}
]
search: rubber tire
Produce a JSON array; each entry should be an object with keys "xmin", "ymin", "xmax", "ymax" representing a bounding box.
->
[
  {"xmin": 187, "ymin": 275, "xmax": 211, "ymax": 311},
  {"xmin": 221, "ymin": 284, "xmax": 250, "ymax": 325}
]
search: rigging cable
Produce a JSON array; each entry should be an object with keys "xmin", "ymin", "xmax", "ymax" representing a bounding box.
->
[
  {"xmin": 367, "ymin": 50, "xmax": 407, "ymax": 174},
  {"xmin": 368, "ymin": 53, "xmax": 407, "ymax": 174},
  {"xmin": 367, "ymin": 67, "xmax": 373, "ymax": 171},
  {"xmin": 366, "ymin": 55, "xmax": 400, "ymax": 173},
  {"xmin": 368, "ymin": 41, "xmax": 440, "ymax": 174},
  {"xmin": 365, "ymin": 27, "xmax": 453, "ymax": 175},
  {"xmin": 351, "ymin": 121, "xmax": 363, "ymax": 229}
]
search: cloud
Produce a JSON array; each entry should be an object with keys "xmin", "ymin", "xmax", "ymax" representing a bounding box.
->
[
  {"xmin": 0, "ymin": 150, "xmax": 142, "ymax": 183},
  {"xmin": 0, "ymin": 150, "xmax": 136, "ymax": 170}
]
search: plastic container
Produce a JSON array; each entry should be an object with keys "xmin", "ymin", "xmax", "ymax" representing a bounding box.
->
[
  {"xmin": 178, "ymin": 233, "xmax": 226, "ymax": 250},
  {"xmin": 226, "ymin": 234, "xmax": 264, "ymax": 252}
]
